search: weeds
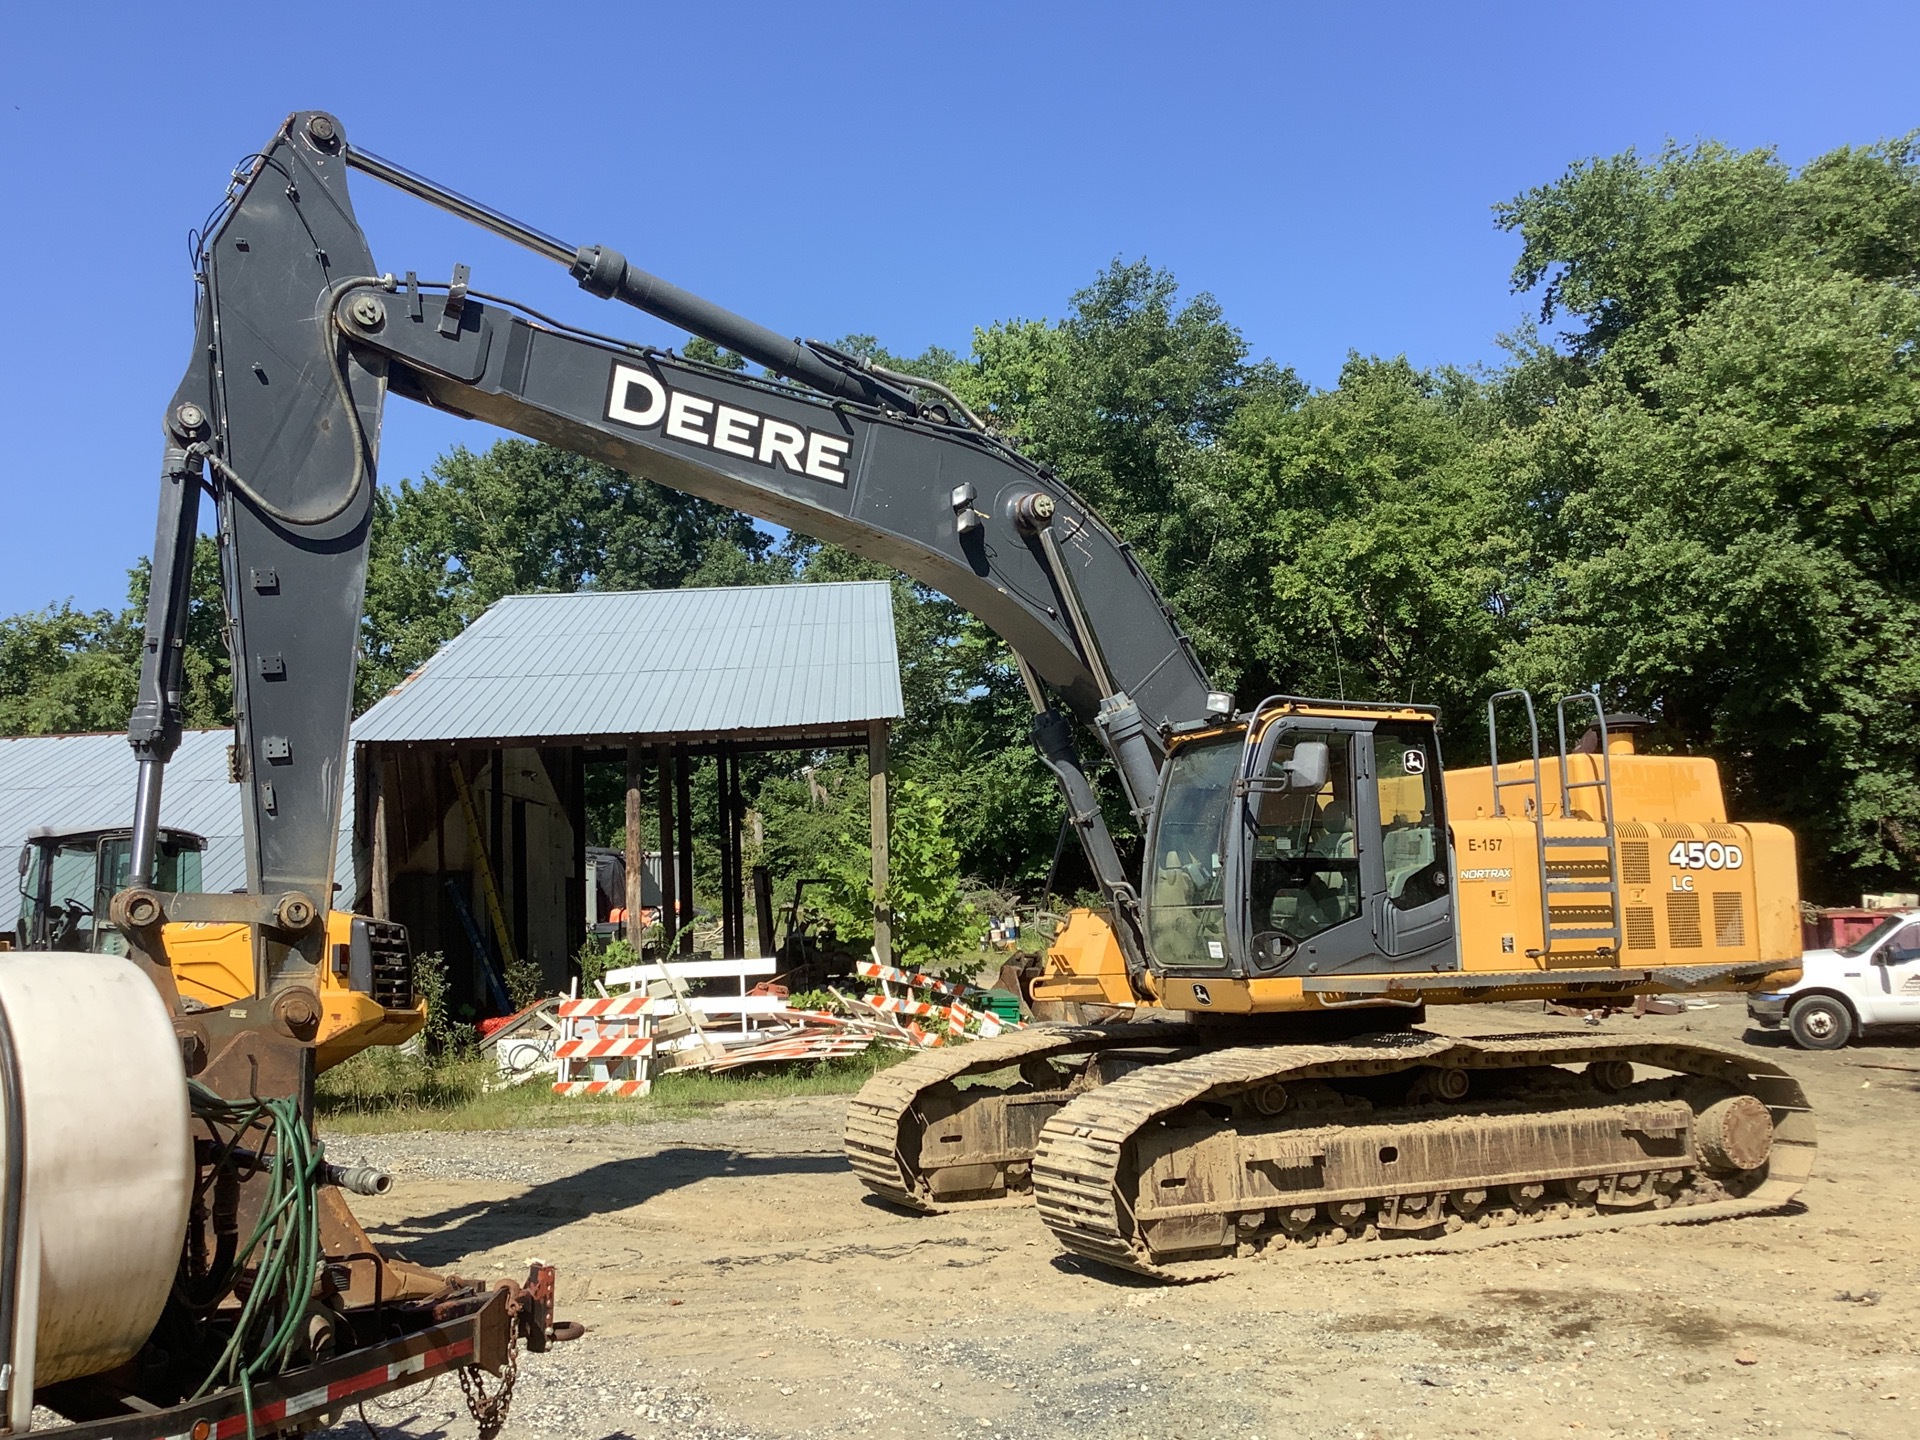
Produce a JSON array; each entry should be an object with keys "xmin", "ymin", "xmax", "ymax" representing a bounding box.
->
[{"xmin": 314, "ymin": 1040, "xmax": 904, "ymax": 1136}]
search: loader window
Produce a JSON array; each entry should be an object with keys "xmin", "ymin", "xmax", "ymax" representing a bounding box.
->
[
  {"xmin": 1246, "ymin": 731, "xmax": 1360, "ymax": 945},
  {"xmin": 1146, "ymin": 737, "xmax": 1238, "ymax": 968},
  {"xmin": 99, "ymin": 836, "xmax": 203, "ymax": 900},
  {"xmin": 93, "ymin": 836, "xmax": 202, "ymax": 956},
  {"xmin": 26, "ymin": 839, "xmax": 102, "ymax": 951}
]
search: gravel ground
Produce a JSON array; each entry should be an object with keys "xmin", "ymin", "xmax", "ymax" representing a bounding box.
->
[{"xmin": 324, "ymin": 1002, "xmax": 1920, "ymax": 1440}]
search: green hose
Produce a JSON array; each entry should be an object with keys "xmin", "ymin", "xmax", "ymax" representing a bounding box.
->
[{"xmin": 186, "ymin": 1082, "xmax": 326, "ymax": 1432}]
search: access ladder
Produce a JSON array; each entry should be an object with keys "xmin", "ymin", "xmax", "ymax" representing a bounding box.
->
[{"xmin": 1485, "ymin": 689, "xmax": 1623, "ymax": 956}]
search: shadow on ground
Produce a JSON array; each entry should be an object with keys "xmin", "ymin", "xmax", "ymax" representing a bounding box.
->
[{"xmin": 367, "ymin": 1147, "xmax": 844, "ymax": 1265}]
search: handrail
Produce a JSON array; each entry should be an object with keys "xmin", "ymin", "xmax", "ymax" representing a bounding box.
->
[
  {"xmin": 1487, "ymin": 689, "xmax": 1553, "ymax": 954},
  {"xmin": 1552, "ymin": 691, "xmax": 1623, "ymax": 953}
]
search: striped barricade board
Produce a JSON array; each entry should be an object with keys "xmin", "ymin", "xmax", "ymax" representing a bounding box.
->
[
  {"xmin": 858, "ymin": 956, "xmax": 1022, "ymax": 1040},
  {"xmin": 552, "ymin": 994, "xmax": 662, "ymax": 1096}
]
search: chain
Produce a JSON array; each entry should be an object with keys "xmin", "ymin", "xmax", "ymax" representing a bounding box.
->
[{"xmin": 458, "ymin": 1335, "xmax": 519, "ymax": 1440}]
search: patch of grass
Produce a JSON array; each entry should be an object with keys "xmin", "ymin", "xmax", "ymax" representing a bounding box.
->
[{"xmin": 314, "ymin": 1042, "xmax": 907, "ymax": 1136}]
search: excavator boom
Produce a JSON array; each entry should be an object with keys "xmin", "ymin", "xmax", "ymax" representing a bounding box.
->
[{"xmin": 125, "ymin": 112, "xmax": 1213, "ymax": 1014}]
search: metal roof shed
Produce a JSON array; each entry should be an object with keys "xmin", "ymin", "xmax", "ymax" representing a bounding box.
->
[
  {"xmin": 355, "ymin": 582, "xmax": 902, "ymax": 749},
  {"xmin": 352, "ymin": 581, "xmax": 903, "ymax": 1005}
]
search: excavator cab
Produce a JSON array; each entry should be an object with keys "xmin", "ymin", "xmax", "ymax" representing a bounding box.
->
[
  {"xmin": 1143, "ymin": 702, "xmax": 1456, "ymax": 982},
  {"xmin": 15, "ymin": 825, "xmax": 204, "ymax": 953}
]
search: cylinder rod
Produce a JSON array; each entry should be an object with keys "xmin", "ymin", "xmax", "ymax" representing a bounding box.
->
[
  {"xmin": 129, "ymin": 758, "xmax": 165, "ymax": 887},
  {"xmin": 344, "ymin": 137, "xmax": 906, "ymax": 409},
  {"xmin": 344, "ymin": 144, "xmax": 576, "ymax": 266},
  {"xmin": 0, "ymin": 990, "xmax": 23, "ymax": 1428}
]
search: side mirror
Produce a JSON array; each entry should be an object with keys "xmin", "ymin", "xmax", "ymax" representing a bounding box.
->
[
  {"xmin": 16, "ymin": 844, "xmax": 29, "ymax": 880},
  {"xmin": 1283, "ymin": 741, "xmax": 1331, "ymax": 791}
]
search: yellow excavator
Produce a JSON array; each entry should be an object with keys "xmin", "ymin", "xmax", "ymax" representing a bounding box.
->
[
  {"xmin": 844, "ymin": 698, "xmax": 1812, "ymax": 1278},
  {"xmin": 96, "ymin": 111, "xmax": 1807, "ymax": 1294}
]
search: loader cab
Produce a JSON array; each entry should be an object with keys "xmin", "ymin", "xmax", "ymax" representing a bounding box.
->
[
  {"xmin": 15, "ymin": 826, "xmax": 205, "ymax": 954},
  {"xmin": 1143, "ymin": 703, "xmax": 1457, "ymax": 980}
]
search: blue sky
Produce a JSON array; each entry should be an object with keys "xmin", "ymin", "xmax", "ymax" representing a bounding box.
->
[{"xmin": 2, "ymin": 0, "xmax": 1915, "ymax": 615}]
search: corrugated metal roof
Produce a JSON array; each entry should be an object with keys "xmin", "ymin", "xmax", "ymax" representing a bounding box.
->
[
  {"xmin": 354, "ymin": 581, "xmax": 903, "ymax": 744},
  {"xmin": 0, "ymin": 730, "xmax": 355, "ymax": 931}
]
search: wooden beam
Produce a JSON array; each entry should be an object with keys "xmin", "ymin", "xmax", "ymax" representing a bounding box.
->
[
  {"xmin": 675, "ymin": 746, "xmax": 695, "ymax": 955},
  {"xmin": 656, "ymin": 743, "xmax": 676, "ymax": 959},
  {"xmin": 726, "ymin": 750, "xmax": 746, "ymax": 957},
  {"xmin": 370, "ymin": 758, "xmax": 391, "ymax": 921},
  {"xmin": 624, "ymin": 740, "xmax": 646, "ymax": 948},
  {"xmin": 715, "ymin": 748, "xmax": 736, "ymax": 957},
  {"xmin": 868, "ymin": 718, "xmax": 891, "ymax": 966},
  {"xmin": 732, "ymin": 752, "xmax": 744, "ymax": 956},
  {"xmin": 752, "ymin": 864, "xmax": 776, "ymax": 958}
]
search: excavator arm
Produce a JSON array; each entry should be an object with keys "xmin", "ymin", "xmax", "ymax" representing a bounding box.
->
[{"xmin": 126, "ymin": 110, "xmax": 1215, "ymax": 1021}]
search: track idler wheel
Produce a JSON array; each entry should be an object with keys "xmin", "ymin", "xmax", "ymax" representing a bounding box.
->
[{"xmin": 1696, "ymin": 1094, "xmax": 1774, "ymax": 1174}]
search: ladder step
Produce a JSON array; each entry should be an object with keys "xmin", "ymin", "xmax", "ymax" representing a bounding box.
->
[
  {"xmin": 1547, "ymin": 926, "xmax": 1622, "ymax": 940},
  {"xmin": 1542, "ymin": 835, "xmax": 1613, "ymax": 846},
  {"xmin": 1547, "ymin": 881, "xmax": 1618, "ymax": 893}
]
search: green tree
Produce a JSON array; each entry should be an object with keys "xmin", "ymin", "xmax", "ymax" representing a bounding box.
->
[
  {"xmin": 1498, "ymin": 136, "xmax": 1920, "ymax": 389},
  {"xmin": 1, "ymin": 535, "xmax": 229, "ymax": 736},
  {"xmin": 1220, "ymin": 354, "xmax": 1506, "ymax": 715},
  {"xmin": 0, "ymin": 603, "xmax": 138, "ymax": 735},
  {"xmin": 360, "ymin": 440, "xmax": 779, "ymax": 705},
  {"xmin": 959, "ymin": 260, "xmax": 1303, "ymax": 690},
  {"xmin": 1489, "ymin": 135, "xmax": 1920, "ymax": 895},
  {"xmin": 813, "ymin": 775, "xmax": 980, "ymax": 969}
]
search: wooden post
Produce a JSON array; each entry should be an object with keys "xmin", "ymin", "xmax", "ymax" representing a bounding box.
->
[
  {"xmin": 868, "ymin": 719, "xmax": 891, "ymax": 966},
  {"xmin": 728, "ymin": 751, "xmax": 746, "ymax": 957},
  {"xmin": 675, "ymin": 746, "xmax": 695, "ymax": 955},
  {"xmin": 714, "ymin": 748, "xmax": 736, "ymax": 957},
  {"xmin": 566, "ymin": 750, "xmax": 587, "ymax": 967},
  {"xmin": 655, "ymin": 743, "xmax": 676, "ymax": 958},
  {"xmin": 624, "ymin": 740, "xmax": 646, "ymax": 947},
  {"xmin": 752, "ymin": 864, "xmax": 776, "ymax": 958},
  {"xmin": 370, "ymin": 755, "xmax": 391, "ymax": 921}
]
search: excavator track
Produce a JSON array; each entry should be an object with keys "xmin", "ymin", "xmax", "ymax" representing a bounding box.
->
[
  {"xmin": 844, "ymin": 1022, "xmax": 1192, "ymax": 1211},
  {"xmin": 1032, "ymin": 1032, "xmax": 1814, "ymax": 1281}
]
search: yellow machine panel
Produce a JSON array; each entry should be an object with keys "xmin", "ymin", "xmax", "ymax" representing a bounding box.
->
[
  {"xmin": 1443, "ymin": 740, "xmax": 1801, "ymax": 981},
  {"xmin": 158, "ymin": 909, "xmax": 426, "ymax": 1071}
]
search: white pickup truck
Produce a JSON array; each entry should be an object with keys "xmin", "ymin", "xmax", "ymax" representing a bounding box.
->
[{"xmin": 1747, "ymin": 910, "xmax": 1920, "ymax": 1049}]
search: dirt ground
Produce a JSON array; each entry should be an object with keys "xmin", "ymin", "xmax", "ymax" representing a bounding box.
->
[{"xmin": 328, "ymin": 1001, "xmax": 1920, "ymax": 1440}]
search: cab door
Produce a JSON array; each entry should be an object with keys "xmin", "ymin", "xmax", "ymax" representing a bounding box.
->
[
  {"xmin": 1368, "ymin": 723, "xmax": 1456, "ymax": 959},
  {"xmin": 1239, "ymin": 722, "xmax": 1374, "ymax": 975},
  {"xmin": 1864, "ymin": 921, "xmax": 1920, "ymax": 1025}
]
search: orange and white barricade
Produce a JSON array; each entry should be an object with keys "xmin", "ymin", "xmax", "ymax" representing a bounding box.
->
[
  {"xmin": 858, "ymin": 957, "xmax": 1021, "ymax": 1040},
  {"xmin": 552, "ymin": 993, "xmax": 661, "ymax": 1097}
]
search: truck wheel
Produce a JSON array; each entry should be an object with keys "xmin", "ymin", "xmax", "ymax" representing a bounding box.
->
[{"xmin": 1787, "ymin": 995, "xmax": 1854, "ymax": 1051}]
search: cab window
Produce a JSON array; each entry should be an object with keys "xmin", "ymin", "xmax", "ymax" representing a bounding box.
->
[
  {"xmin": 1883, "ymin": 924, "xmax": 1920, "ymax": 964},
  {"xmin": 31, "ymin": 839, "xmax": 100, "ymax": 950},
  {"xmin": 1146, "ymin": 737, "xmax": 1238, "ymax": 967},
  {"xmin": 1375, "ymin": 724, "xmax": 1445, "ymax": 909},
  {"xmin": 1247, "ymin": 730, "xmax": 1360, "ymax": 945}
]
